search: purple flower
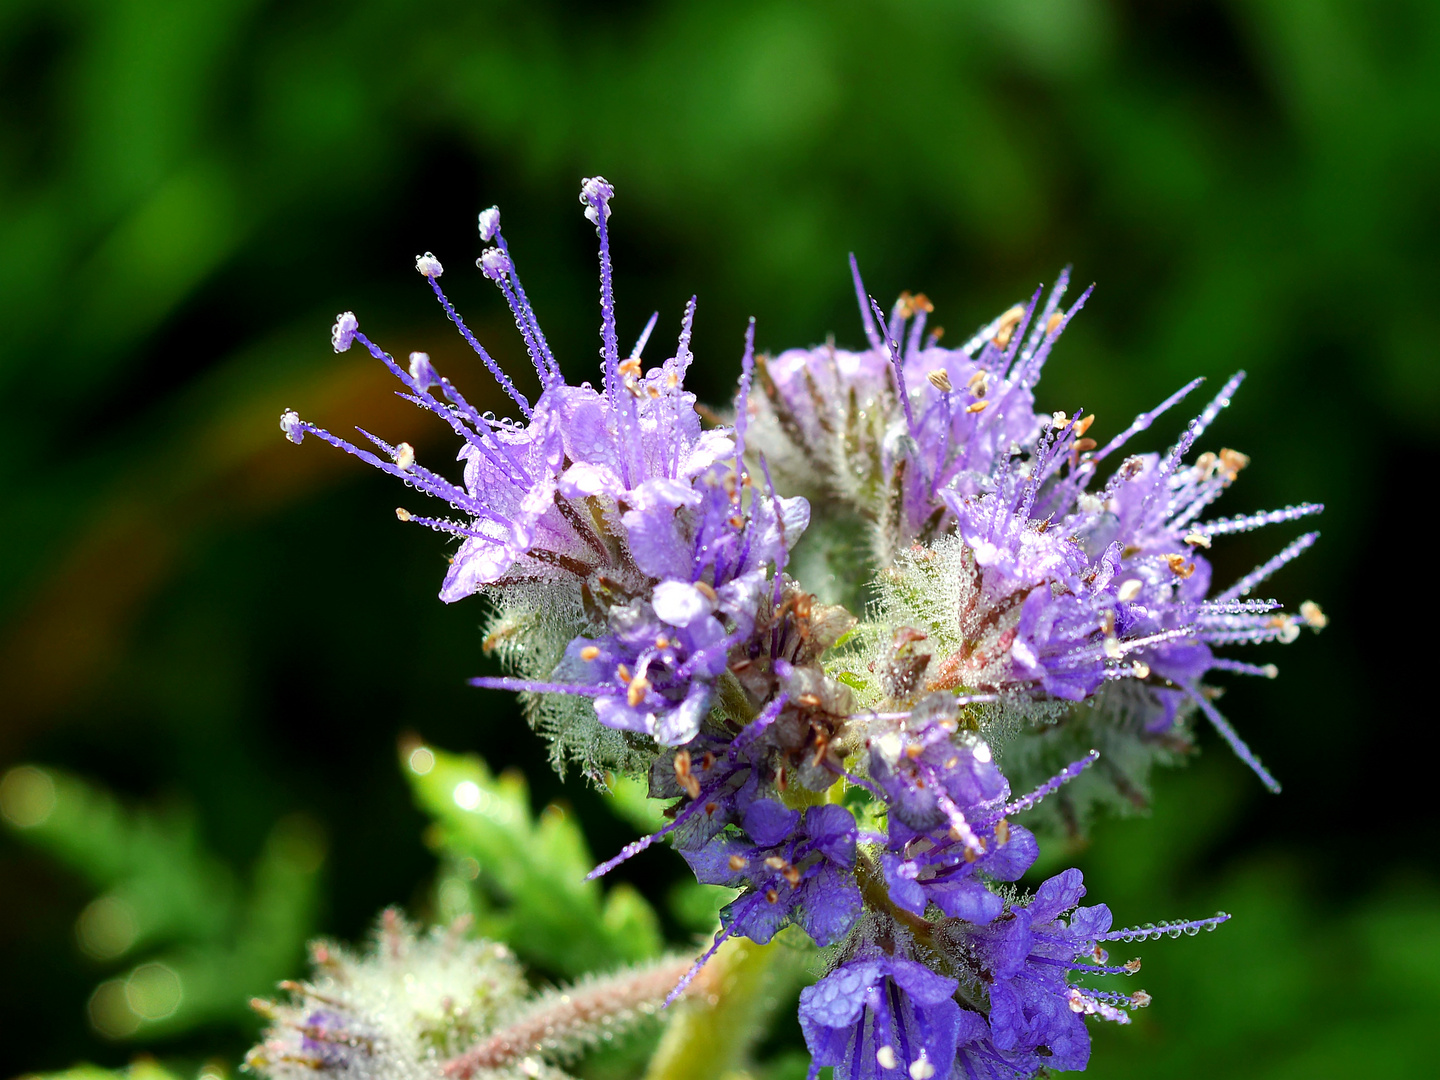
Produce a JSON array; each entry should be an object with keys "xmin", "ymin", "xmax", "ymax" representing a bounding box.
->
[
  {"xmin": 866, "ymin": 695, "xmax": 1008, "ymax": 841},
  {"xmin": 939, "ymin": 869, "xmax": 1228, "ymax": 1078},
  {"xmin": 749, "ymin": 268, "xmax": 1085, "ymax": 564},
  {"xmin": 684, "ymin": 799, "xmax": 861, "ymax": 946},
  {"xmin": 555, "ymin": 582, "xmax": 732, "ymax": 746},
  {"xmin": 799, "ymin": 952, "xmax": 963, "ymax": 1080}
]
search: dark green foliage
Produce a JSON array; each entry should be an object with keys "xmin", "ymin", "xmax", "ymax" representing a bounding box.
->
[{"xmin": 0, "ymin": 765, "xmax": 321, "ymax": 1040}]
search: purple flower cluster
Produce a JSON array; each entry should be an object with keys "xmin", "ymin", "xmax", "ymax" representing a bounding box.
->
[
  {"xmin": 285, "ymin": 182, "xmax": 1321, "ymax": 1078},
  {"xmin": 282, "ymin": 180, "xmax": 805, "ymax": 750}
]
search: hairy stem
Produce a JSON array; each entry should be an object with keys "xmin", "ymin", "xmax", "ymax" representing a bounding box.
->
[
  {"xmin": 642, "ymin": 935, "xmax": 799, "ymax": 1080},
  {"xmin": 442, "ymin": 955, "xmax": 707, "ymax": 1078}
]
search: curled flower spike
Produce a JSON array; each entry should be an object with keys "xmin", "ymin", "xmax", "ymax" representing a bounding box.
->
[{"xmin": 272, "ymin": 186, "xmax": 1318, "ymax": 1080}]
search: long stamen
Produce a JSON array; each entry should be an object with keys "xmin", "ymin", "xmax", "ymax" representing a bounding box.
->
[
  {"xmin": 870, "ymin": 298, "xmax": 918, "ymax": 436},
  {"xmin": 1217, "ymin": 531, "xmax": 1321, "ymax": 602},
  {"xmin": 1101, "ymin": 912, "xmax": 1230, "ymax": 942},
  {"xmin": 981, "ymin": 750, "xmax": 1099, "ymax": 824},
  {"xmin": 469, "ymin": 677, "xmax": 619, "ymax": 696},
  {"xmin": 630, "ymin": 311, "xmax": 659, "ymax": 360},
  {"xmin": 1195, "ymin": 502, "xmax": 1324, "ymax": 538},
  {"xmin": 850, "ymin": 253, "xmax": 884, "ymax": 352},
  {"xmin": 422, "ymin": 271, "xmax": 533, "ymax": 419},
  {"xmin": 1188, "ymin": 686, "xmax": 1281, "ymax": 792}
]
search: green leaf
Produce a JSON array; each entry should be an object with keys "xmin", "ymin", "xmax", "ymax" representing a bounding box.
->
[
  {"xmin": 1, "ymin": 763, "xmax": 322, "ymax": 1040},
  {"xmin": 403, "ymin": 743, "xmax": 662, "ymax": 976}
]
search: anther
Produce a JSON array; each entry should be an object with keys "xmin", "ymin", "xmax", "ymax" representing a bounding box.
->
[
  {"xmin": 395, "ymin": 508, "xmax": 413, "ymax": 521},
  {"xmin": 1166, "ymin": 554, "xmax": 1196, "ymax": 579},
  {"xmin": 1218, "ymin": 448, "xmax": 1250, "ymax": 479},
  {"xmin": 1073, "ymin": 414, "xmax": 1096, "ymax": 437},
  {"xmin": 695, "ymin": 581, "xmax": 717, "ymax": 602},
  {"xmin": 616, "ymin": 664, "xmax": 632, "ymax": 683},
  {"xmin": 926, "ymin": 369, "xmax": 953, "ymax": 393},
  {"xmin": 1046, "ymin": 311, "xmax": 1064, "ymax": 335},
  {"xmin": 415, "ymin": 252, "xmax": 444, "ymax": 278},
  {"xmin": 1124, "ymin": 958, "xmax": 1142, "ymax": 973},
  {"xmin": 1117, "ymin": 579, "xmax": 1143, "ymax": 602},
  {"xmin": 581, "ymin": 646, "xmax": 601, "ymax": 661},
  {"xmin": 992, "ymin": 305, "xmax": 1025, "ymax": 348},
  {"xmin": 728, "ymin": 854, "xmax": 748, "ymax": 871},
  {"xmin": 1299, "ymin": 601, "xmax": 1327, "ymax": 630},
  {"xmin": 655, "ymin": 636, "xmax": 671, "ymax": 649},
  {"xmin": 965, "ymin": 400, "xmax": 989, "ymax": 414},
  {"xmin": 393, "ymin": 442, "xmax": 415, "ymax": 471},
  {"xmin": 1184, "ymin": 530, "xmax": 1212, "ymax": 548},
  {"xmin": 627, "ymin": 676, "xmax": 650, "ymax": 711},
  {"xmin": 1131, "ymin": 660, "xmax": 1150, "ymax": 679},
  {"xmin": 876, "ymin": 1046, "xmax": 899, "ymax": 1070},
  {"xmin": 994, "ymin": 818, "xmax": 1011, "ymax": 844},
  {"xmin": 765, "ymin": 888, "xmax": 779, "ymax": 904}
]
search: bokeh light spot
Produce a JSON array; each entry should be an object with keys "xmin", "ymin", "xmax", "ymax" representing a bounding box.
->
[
  {"xmin": 77, "ymin": 894, "xmax": 139, "ymax": 960},
  {"xmin": 125, "ymin": 962, "xmax": 183, "ymax": 1021},
  {"xmin": 88, "ymin": 979, "xmax": 140, "ymax": 1038},
  {"xmin": 0, "ymin": 765, "xmax": 56, "ymax": 828},
  {"xmin": 453, "ymin": 780, "xmax": 481, "ymax": 810}
]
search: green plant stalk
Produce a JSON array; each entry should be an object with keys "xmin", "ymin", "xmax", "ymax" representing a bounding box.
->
[{"xmin": 642, "ymin": 935, "xmax": 787, "ymax": 1080}]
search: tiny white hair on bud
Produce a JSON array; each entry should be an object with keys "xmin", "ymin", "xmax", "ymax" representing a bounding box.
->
[
  {"xmin": 279, "ymin": 409, "xmax": 304, "ymax": 444},
  {"xmin": 415, "ymin": 251, "xmax": 444, "ymax": 278},
  {"xmin": 478, "ymin": 206, "xmax": 501, "ymax": 241}
]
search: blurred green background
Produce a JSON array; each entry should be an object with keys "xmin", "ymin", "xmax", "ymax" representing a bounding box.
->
[{"xmin": 1, "ymin": 0, "xmax": 1435, "ymax": 1076}]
